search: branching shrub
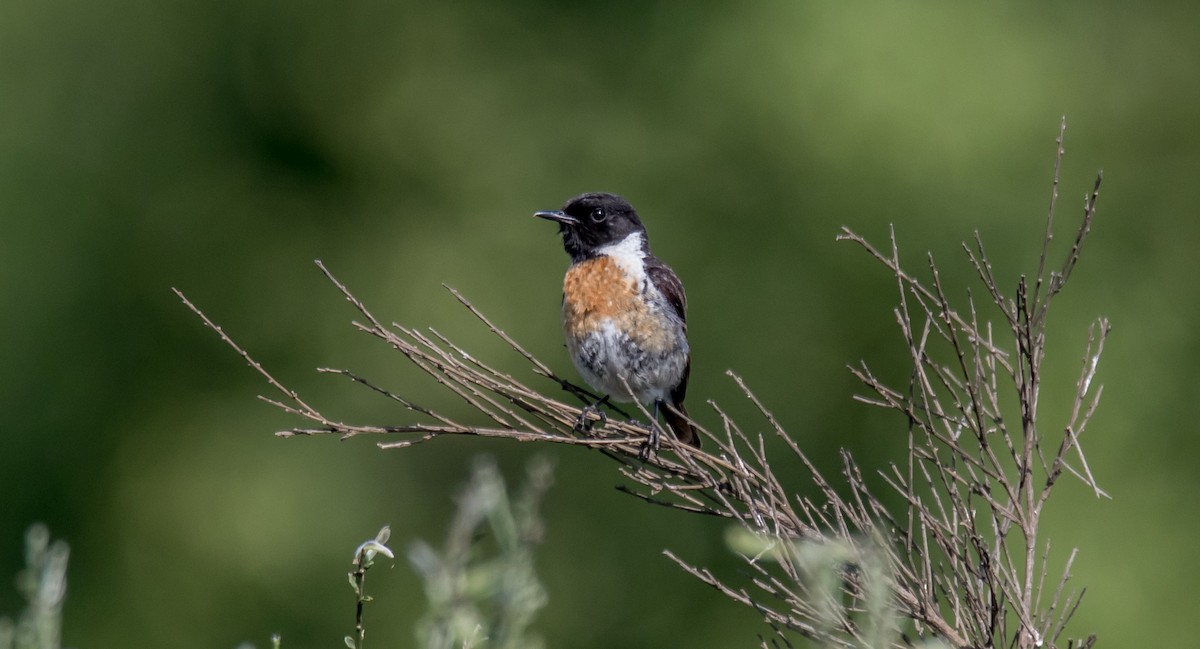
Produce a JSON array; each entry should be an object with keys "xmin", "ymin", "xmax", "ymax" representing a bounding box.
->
[{"xmin": 178, "ymin": 119, "xmax": 1106, "ymax": 649}]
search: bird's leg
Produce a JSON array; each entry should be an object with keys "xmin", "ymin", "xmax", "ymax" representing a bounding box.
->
[
  {"xmin": 573, "ymin": 394, "xmax": 611, "ymax": 434},
  {"xmin": 638, "ymin": 400, "xmax": 664, "ymax": 461}
]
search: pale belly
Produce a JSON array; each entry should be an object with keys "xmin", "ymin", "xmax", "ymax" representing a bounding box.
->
[{"xmin": 565, "ymin": 317, "xmax": 689, "ymax": 404}]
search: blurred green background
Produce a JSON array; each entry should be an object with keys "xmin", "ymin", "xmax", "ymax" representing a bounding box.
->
[{"xmin": 2, "ymin": 0, "xmax": 1197, "ymax": 646}]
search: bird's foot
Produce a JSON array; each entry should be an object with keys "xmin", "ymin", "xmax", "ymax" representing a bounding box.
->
[
  {"xmin": 637, "ymin": 422, "xmax": 662, "ymax": 462},
  {"xmin": 573, "ymin": 401, "xmax": 608, "ymax": 434}
]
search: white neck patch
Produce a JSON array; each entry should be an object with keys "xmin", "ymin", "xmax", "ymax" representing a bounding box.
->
[{"xmin": 596, "ymin": 231, "xmax": 646, "ymax": 280}]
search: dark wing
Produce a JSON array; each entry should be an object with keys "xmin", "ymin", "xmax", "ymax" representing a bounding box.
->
[
  {"xmin": 670, "ymin": 355, "xmax": 692, "ymax": 410},
  {"xmin": 664, "ymin": 348, "xmax": 698, "ymax": 447},
  {"xmin": 645, "ymin": 257, "xmax": 697, "ymax": 446},
  {"xmin": 644, "ymin": 257, "xmax": 687, "ymax": 324}
]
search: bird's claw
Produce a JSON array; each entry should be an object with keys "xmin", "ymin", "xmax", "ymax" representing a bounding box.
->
[
  {"xmin": 637, "ymin": 422, "xmax": 662, "ymax": 462},
  {"xmin": 573, "ymin": 403, "xmax": 607, "ymax": 434}
]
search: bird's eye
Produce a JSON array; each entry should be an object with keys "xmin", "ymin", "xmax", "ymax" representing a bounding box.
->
[{"xmin": 589, "ymin": 207, "xmax": 607, "ymax": 223}]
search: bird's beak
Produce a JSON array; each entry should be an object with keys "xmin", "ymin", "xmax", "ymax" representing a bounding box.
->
[{"xmin": 534, "ymin": 210, "xmax": 579, "ymax": 225}]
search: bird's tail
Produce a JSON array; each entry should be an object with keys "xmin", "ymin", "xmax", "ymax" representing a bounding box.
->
[{"xmin": 663, "ymin": 400, "xmax": 701, "ymax": 448}]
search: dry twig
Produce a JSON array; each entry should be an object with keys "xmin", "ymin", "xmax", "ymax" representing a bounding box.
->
[{"xmin": 176, "ymin": 120, "xmax": 1106, "ymax": 649}]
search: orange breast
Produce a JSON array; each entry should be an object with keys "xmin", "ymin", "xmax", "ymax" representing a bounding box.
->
[
  {"xmin": 562, "ymin": 256, "xmax": 680, "ymax": 354},
  {"xmin": 562, "ymin": 256, "xmax": 640, "ymax": 334}
]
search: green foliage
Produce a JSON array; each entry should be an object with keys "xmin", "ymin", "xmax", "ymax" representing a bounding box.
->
[
  {"xmin": 0, "ymin": 526, "xmax": 68, "ymax": 649},
  {"xmin": 407, "ymin": 457, "xmax": 551, "ymax": 649},
  {"xmin": 346, "ymin": 525, "xmax": 395, "ymax": 649},
  {"xmin": 231, "ymin": 458, "xmax": 550, "ymax": 649},
  {"xmin": 728, "ymin": 530, "xmax": 953, "ymax": 649}
]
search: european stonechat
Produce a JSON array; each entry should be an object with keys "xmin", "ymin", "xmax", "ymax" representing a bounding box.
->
[{"xmin": 535, "ymin": 192, "xmax": 700, "ymax": 448}]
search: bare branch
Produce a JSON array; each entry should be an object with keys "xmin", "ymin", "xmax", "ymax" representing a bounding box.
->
[{"xmin": 180, "ymin": 121, "xmax": 1106, "ymax": 649}]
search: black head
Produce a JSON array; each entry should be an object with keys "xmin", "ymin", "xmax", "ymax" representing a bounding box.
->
[{"xmin": 534, "ymin": 192, "xmax": 648, "ymax": 261}]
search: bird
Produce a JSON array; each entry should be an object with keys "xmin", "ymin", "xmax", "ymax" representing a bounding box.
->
[{"xmin": 535, "ymin": 192, "xmax": 700, "ymax": 449}]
